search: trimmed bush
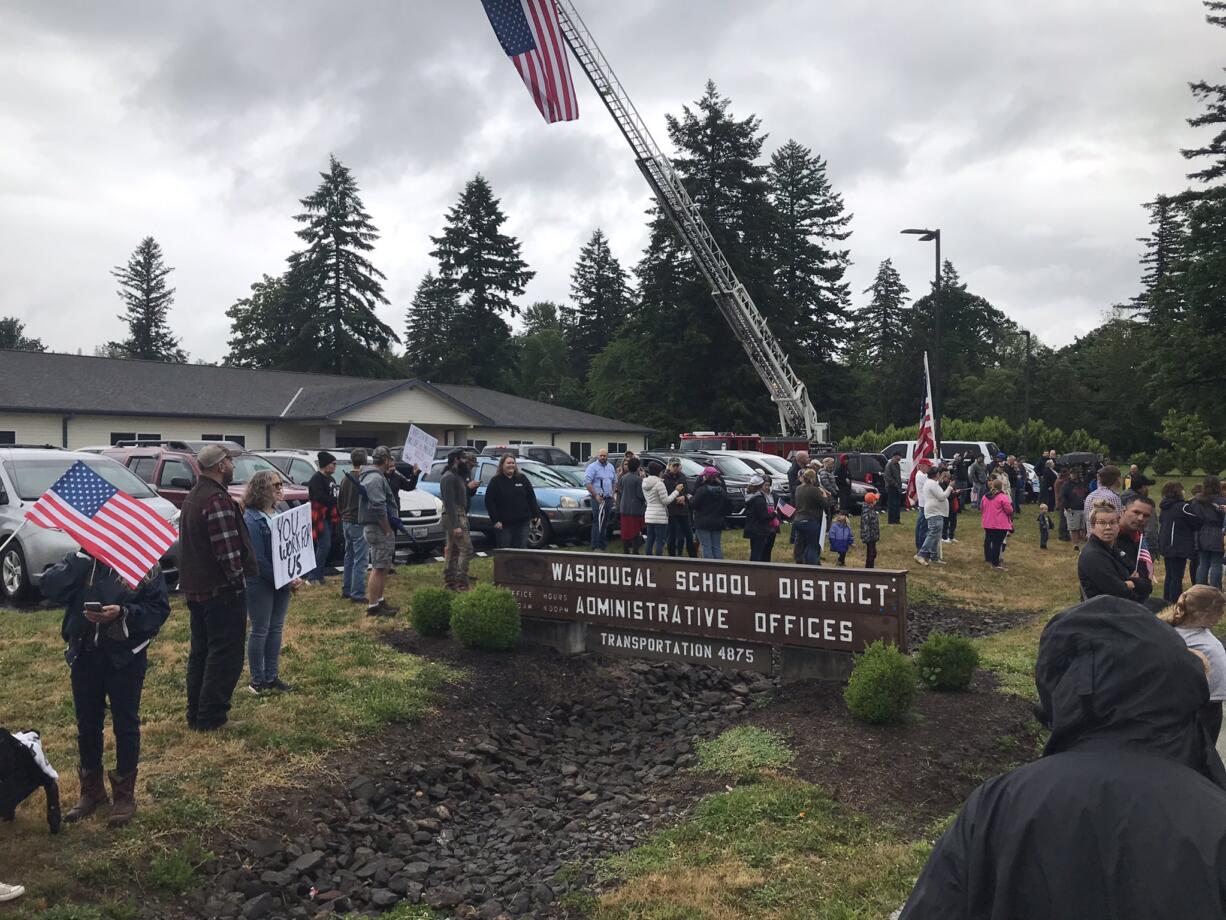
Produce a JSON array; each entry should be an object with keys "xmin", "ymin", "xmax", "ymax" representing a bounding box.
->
[
  {"xmin": 410, "ymin": 587, "xmax": 453, "ymax": 637},
  {"xmin": 1152, "ymin": 448, "xmax": 1178, "ymax": 476},
  {"xmin": 1130, "ymin": 453, "xmax": 1152, "ymax": 474},
  {"xmin": 915, "ymin": 632, "xmax": 979, "ymax": 691},
  {"xmin": 843, "ymin": 640, "xmax": 915, "ymax": 724},
  {"xmin": 450, "ymin": 585, "xmax": 522, "ymax": 650}
]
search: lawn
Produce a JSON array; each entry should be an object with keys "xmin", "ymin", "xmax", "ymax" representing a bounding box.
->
[{"xmin": 1, "ymin": 503, "xmax": 1083, "ymax": 919}]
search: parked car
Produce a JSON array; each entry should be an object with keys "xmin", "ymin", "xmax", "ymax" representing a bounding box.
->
[
  {"xmin": 549, "ymin": 465, "xmax": 588, "ymax": 488},
  {"xmin": 479, "ymin": 444, "xmax": 578, "ymax": 466},
  {"xmin": 103, "ymin": 442, "xmax": 308, "ymax": 509},
  {"xmin": 882, "ymin": 439, "xmax": 1004, "ymax": 485},
  {"xmin": 418, "ymin": 457, "xmax": 592, "ymax": 549},
  {"xmin": 678, "ymin": 452, "xmax": 759, "ymax": 519},
  {"xmin": 809, "ymin": 451, "xmax": 883, "ymax": 513},
  {"xmin": 0, "ymin": 447, "xmax": 180, "ymax": 602}
]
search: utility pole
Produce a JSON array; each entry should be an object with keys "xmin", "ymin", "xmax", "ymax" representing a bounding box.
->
[{"xmin": 1022, "ymin": 330, "xmax": 1032, "ymax": 458}]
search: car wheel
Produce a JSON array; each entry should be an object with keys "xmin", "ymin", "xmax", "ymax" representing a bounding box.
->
[
  {"xmin": 1, "ymin": 541, "xmax": 33, "ymax": 603},
  {"xmin": 528, "ymin": 517, "xmax": 551, "ymax": 550}
]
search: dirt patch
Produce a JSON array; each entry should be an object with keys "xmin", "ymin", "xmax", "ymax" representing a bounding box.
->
[
  {"xmin": 907, "ymin": 602, "xmax": 1036, "ymax": 648},
  {"xmin": 750, "ymin": 670, "xmax": 1039, "ymax": 834}
]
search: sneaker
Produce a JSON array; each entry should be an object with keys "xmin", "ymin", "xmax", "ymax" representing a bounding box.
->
[
  {"xmin": 247, "ymin": 681, "xmax": 265, "ymax": 695},
  {"xmin": 349, "ymin": 595, "xmax": 369, "ymax": 604},
  {"xmin": 931, "ymin": 558, "xmax": 947, "ymax": 565},
  {"xmin": 0, "ymin": 883, "xmax": 25, "ymax": 902},
  {"xmin": 266, "ymin": 678, "xmax": 294, "ymax": 692},
  {"xmin": 950, "ymin": 538, "xmax": 960, "ymax": 543},
  {"xmin": 377, "ymin": 599, "xmax": 401, "ymax": 615},
  {"xmin": 366, "ymin": 601, "xmax": 397, "ymax": 617},
  {"xmin": 913, "ymin": 554, "xmax": 929, "ymax": 567},
  {"xmin": 993, "ymin": 564, "xmax": 1008, "ymax": 571},
  {"xmin": 941, "ymin": 538, "xmax": 952, "ymax": 544}
]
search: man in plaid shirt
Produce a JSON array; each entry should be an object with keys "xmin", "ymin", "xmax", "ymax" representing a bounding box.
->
[{"xmin": 178, "ymin": 444, "xmax": 256, "ymax": 731}]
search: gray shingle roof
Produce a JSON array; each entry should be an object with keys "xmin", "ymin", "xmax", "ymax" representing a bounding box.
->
[{"xmin": 0, "ymin": 350, "xmax": 652, "ymax": 433}]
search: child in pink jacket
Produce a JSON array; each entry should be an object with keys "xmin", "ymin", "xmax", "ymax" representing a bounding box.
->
[{"xmin": 981, "ymin": 479, "xmax": 1014, "ymax": 570}]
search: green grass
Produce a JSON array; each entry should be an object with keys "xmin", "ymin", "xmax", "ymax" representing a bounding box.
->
[{"xmin": 695, "ymin": 727, "xmax": 795, "ymax": 780}]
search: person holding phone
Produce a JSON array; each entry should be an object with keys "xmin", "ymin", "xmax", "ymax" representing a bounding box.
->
[{"xmin": 40, "ymin": 551, "xmax": 170, "ymax": 828}]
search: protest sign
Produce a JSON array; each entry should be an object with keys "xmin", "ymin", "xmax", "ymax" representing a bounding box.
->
[
  {"xmin": 272, "ymin": 502, "xmax": 315, "ymax": 588},
  {"xmin": 402, "ymin": 424, "xmax": 438, "ymax": 470}
]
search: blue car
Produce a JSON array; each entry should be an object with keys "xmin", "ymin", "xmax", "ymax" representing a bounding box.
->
[{"xmin": 418, "ymin": 457, "xmax": 593, "ymax": 549}]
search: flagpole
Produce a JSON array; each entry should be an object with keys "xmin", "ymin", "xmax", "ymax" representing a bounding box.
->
[
  {"xmin": 0, "ymin": 520, "xmax": 27, "ymax": 558},
  {"xmin": 923, "ymin": 350, "xmax": 938, "ymax": 458}
]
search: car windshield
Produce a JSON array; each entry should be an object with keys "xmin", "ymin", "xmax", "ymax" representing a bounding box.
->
[
  {"xmin": 552, "ymin": 466, "xmax": 587, "ymax": 486},
  {"xmin": 710, "ymin": 456, "xmax": 755, "ymax": 477},
  {"xmin": 4, "ymin": 456, "xmax": 159, "ymax": 501},
  {"xmin": 860, "ymin": 455, "xmax": 885, "ymax": 475},
  {"xmin": 231, "ymin": 454, "xmax": 280, "ymax": 485},
  {"xmin": 986, "ymin": 443, "xmax": 1001, "ymax": 458},
  {"xmin": 519, "ymin": 462, "xmax": 569, "ymax": 486}
]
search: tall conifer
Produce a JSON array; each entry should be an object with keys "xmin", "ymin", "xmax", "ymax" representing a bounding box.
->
[{"xmin": 109, "ymin": 237, "xmax": 186, "ymax": 362}]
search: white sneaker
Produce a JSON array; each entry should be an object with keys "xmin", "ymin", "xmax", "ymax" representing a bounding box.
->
[
  {"xmin": 0, "ymin": 883, "xmax": 25, "ymax": 902},
  {"xmin": 913, "ymin": 554, "xmax": 929, "ymax": 567},
  {"xmin": 931, "ymin": 558, "xmax": 947, "ymax": 565},
  {"xmin": 941, "ymin": 538, "xmax": 952, "ymax": 543}
]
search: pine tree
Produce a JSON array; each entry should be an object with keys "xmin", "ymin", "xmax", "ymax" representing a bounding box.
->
[
  {"xmin": 521, "ymin": 301, "xmax": 570, "ymax": 336},
  {"xmin": 109, "ymin": 237, "xmax": 186, "ymax": 362},
  {"xmin": 0, "ymin": 317, "xmax": 45, "ymax": 352},
  {"xmin": 858, "ymin": 258, "xmax": 910, "ymax": 363},
  {"xmin": 430, "ymin": 175, "xmax": 534, "ymax": 386},
  {"xmin": 403, "ymin": 273, "xmax": 461, "ymax": 381},
  {"xmin": 768, "ymin": 139, "xmax": 853, "ymax": 363},
  {"xmin": 224, "ymin": 274, "xmax": 300, "ymax": 368},
  {"xmin": 1183, "ymin": 2, "xmax": 1226, "ymax": 183},
  {"xmin": 283, "ymin": 155, "xmax": 399, "ymax": 377},
  {"xmin": 569, "ymin": 229, "xmax": 632, "ymax": 373}
]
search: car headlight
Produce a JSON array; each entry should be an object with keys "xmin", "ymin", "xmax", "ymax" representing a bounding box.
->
[
  {"xmin": 169, "ymin": 510, "xmax": 181, "ymax": 530},
  {"xmin": 558, "ymin": 496, "xmax": 580, "ymax": 509}
]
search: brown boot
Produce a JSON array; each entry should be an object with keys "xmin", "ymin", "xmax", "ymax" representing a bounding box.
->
[
  {"xmin": 65, "ymin": 766, "xmax": 109, "ymax": 823},
  {"xmin": 107, "ymin": 770, "xmax": 137, "ymax": 828}
]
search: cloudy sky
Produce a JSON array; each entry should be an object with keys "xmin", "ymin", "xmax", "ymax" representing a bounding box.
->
[{"xmin": 3, "ymin": 1, "xmax": 1220, "ymax": 363}]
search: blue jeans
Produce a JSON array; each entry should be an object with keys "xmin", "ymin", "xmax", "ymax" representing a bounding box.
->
[
  {"xmin": 696, "ymin": 529, "xmax": 723, "ymax": 559},
  {"xmin": 921, "ymin": 514, "xmax": 945, "ymax": 559},
  {"xmin": 591, "ymin": 497, "xmax": 613, "ymax": 550},
  {"xmin": 645, "ymin": 522, "xmax": 668, "ymax": 555},
  {"xmin": 246, "ymin": 579, "xmax": 291, "ymax": 685},
  {"xmin": 1198, "ymin": 550, "xmax": 1224, "ymax": 589},
  {"xmin": 793, "ymin": 519, "xmax": 823, "ymax": 565},
  {"xmin": 914, "ymin": 509, "xmax": 927, "ymax": 551},
  {"xmin": 342, "ymin": 522, "xmax": 368, "ymax": 599},
  {"xmin": 495, "ymin": 521, "xmax": 531, "ymax": 549},
  {"xmin": 310, "ymin": 518, "xmax": 334, "ymax": 582}
]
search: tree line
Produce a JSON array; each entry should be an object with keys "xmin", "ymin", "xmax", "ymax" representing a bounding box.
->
[{"xmin": 4, "ymin": 2, "xmax": 1225, "ymax": 461}]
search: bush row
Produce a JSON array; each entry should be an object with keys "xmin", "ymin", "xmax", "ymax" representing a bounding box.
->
[
  {"xmin": 409, "ymin": 584, "xmax": 522, "ymax": 651},
  {"xmin": 843, "ymin": 634, "xmax": 979, "ymax": 724}
]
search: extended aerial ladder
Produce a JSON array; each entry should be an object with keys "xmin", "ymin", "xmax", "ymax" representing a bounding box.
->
[{"xmin": 554, "ymin": 1, "xmax": 824, "ymax": 441}]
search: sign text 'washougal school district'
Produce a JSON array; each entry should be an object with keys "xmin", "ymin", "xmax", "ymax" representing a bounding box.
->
[{"xmin": 494, "ymin": 550, "xmax": 907, "ymax": 672}]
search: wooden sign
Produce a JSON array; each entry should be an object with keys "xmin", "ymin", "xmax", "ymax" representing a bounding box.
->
[
  {"xmin": 588, "ymin": 626, "xmax": 772, "ymax": 673},
  {"xmin": 494, "ymin": 550, "xmax": 906, "ymax": 664}
]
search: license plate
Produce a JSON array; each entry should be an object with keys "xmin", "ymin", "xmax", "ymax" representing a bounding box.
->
[{"xmin": 411, "ymin": 526, "xmax": 429, "ymax": 538}]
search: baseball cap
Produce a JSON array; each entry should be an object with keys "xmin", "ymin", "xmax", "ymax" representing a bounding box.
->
[
  {"xmin": 197, "ymin": 443, "xmax": 238, "ymax": 469},
  {"xmin": 748, "ymin": 472, "xmax": 765, "ymax": 487},
  {"xmin": 702, "ymin": 466, "xmax": 719, "ymax": 478}
]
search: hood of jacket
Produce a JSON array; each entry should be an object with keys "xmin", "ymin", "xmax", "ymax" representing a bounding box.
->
[{"xmin": 1036, "ymin": 595, "xmax": 1226, "ymax": 788}]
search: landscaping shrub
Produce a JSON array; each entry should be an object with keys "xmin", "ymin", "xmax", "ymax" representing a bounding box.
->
[
  {"xmin": 843, "ymin": 640, "xmax": 915, "ymax": 724},
  {"xmin": 1199, "ymin": 440, "xmax": 1226, "ymax": 479},
  {"xmin": 1152, "ymin": 448, "xmax": 1178, "ymax": 476},
  {"xmin": 915, "ymin": 633, "xmax": 980, "ymax": 691},
  {"xmin": 450, "ymin": 584, "xmax": 522, "ymax": 650},
  {"xmin": 410, "ymin": 586, "xmax": 453, "ymax": 637},
  {"xmin": 1130, "ymin": 452, "xmax": 1152, "ymax": 474}
]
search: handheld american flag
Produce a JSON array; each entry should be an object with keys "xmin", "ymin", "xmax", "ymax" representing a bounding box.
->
[
  {"xmin": 1137, "ymin": 533, "xmax": 1153, "ymax": 579},
  {"xmin": 480, "ymin": 0, "xmax": 578, "ymax": 124},
  {"xmin": 906, "ymin": 351, "xmax": 938, "ymax": 505},
  {"xmin": 25, "ymin": 461, "xmax": 177, "ymax": 588}
]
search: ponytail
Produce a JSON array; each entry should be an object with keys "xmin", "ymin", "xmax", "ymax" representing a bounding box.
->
[{"xmin": 1159, "ymin": 585, "xmax": 1226, "ymax": 629}]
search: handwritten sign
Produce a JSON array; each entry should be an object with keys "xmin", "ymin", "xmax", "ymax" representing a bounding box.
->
[
  {"xmin": 272, "ymin": 503, "xmax": 315, "ymax": 588},
  {"xmin": 402, "ymin": 424, "xmax": 438, "ymax": 471}
]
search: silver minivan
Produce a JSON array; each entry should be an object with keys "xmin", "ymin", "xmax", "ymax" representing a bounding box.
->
[{"xmin": 0, "ymin": 448, "xmax": 180, "ymax": 603}]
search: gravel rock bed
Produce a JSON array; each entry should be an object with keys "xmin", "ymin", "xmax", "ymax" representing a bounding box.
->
[{"xmin": 907, "ymin": 602, "xmax": 1034, "ymax": 649}]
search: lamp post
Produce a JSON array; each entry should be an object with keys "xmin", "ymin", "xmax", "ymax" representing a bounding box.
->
[
  {"xmin": 901, "ymin": 228, "xmax": 941, "ymax": 446},
  {"xmin": 1021, "ymin": 330, "xmax": 1032, "ymax": 458}
]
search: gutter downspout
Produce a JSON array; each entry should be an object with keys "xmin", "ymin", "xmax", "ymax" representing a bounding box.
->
[
  {"xmin": 265, "ymin": 422, "xmax": 273, "ymax": 449},
  {"xmin": 62, "ymin": 414, "xmax": 72, "ymax": 448}
]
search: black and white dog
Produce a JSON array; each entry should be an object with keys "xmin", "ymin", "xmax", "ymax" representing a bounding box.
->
[{"xmin": 0, "ymin": 727, "xmax": 61, "ymax": 833}]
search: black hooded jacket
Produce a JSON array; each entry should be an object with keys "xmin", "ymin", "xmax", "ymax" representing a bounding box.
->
[
  {"xmin": 1077, "ymin": 535, "xmax": 1151, "ymax": 604},
  {"xmin": 900, "ymin": 597, "xmax": 1226, "ymax": 920}
]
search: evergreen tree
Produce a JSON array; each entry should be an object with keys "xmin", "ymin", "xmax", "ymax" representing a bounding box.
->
[
  {"xmin": 283, "ymin": 155, "xmax": 399, "ymax": 377},
  {"xmin": 430, "ymin": 175, "xmax": 534, "ymax": 386},
  {"xmin": 521, "ymin": 301, "xmax": 571, "ymax": 336},
  {"xmin": 0, "ymin": 317, "xmax": 45, "ymax": 352},
  {"xmin": 403, "ymin": 272, "xmax": 462, "ymax": 381},
  {"xmin": 768, "ymin": 139, "xmax": 853, "ymax": 363},
  {"xmin": 224, "ymin": 274, "xmax": 298, "ymax": 368},
  {"xmin": 109, "ymin": 236, "xmax": 186, "ymax": 362},
  {"xmin": 569, "ymin": 229, "xmax": 632, "ymax": 373},
  {"xmin": 858, "ymin": 258, "xmax": 910, "ymax": 363}
]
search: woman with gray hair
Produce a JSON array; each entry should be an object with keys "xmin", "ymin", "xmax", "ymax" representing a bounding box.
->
[{"xmin": 243, "ymin": 470, "xmax": 297, "ymax": 695}]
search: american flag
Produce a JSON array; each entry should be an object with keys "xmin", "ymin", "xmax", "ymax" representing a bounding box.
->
[
  {"xmin": 1137, "ymin": 533, "xmax": 1153, "ymax": 578},
  {"xmin": 480, "ymin": 0, "xmax": 578, "ymax": 124},
  {"xmin": 906, "ymin": 351, "xmax": 938, "ymax": 505},
  {"xmin": 25, "ymin": 461, "xmax": 177, "ymax": 588}
]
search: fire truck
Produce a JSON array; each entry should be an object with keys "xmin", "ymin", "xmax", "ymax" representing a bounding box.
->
[{"xmin": 679, "ymin": 431, "xmax": 832, "ymax": 458}]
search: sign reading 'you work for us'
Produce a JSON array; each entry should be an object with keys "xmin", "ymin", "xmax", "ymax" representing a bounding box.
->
[{"xmin": 494, "ymin": 550, "xmax": 907, "ymax": 665}]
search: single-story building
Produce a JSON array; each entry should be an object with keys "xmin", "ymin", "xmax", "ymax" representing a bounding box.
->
[{"xmin": 0, "ymin": 350, "xmax": 653, "ymax": 459}]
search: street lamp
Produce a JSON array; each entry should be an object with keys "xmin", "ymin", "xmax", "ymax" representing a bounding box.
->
[{"xmin": 901, "ymin": 228, "xmax": 941, "ymax": 446}]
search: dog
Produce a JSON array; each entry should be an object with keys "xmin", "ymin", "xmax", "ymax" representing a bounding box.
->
[{"xmin": 0, "ymin": 727, "xmax": 61, "ymax": 834}]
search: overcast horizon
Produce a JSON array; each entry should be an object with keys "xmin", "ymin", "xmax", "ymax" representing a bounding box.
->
[{"xmin": 2, "ymin": 1, "xmax": 1220, "ymax": 365}]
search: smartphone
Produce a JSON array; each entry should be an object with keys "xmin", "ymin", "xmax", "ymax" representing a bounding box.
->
[{"xmin": 83, "ymin": 601, "xmax": 102, "ymax": 613}]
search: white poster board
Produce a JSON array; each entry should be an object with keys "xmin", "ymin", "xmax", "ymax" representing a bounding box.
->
[
  {"xmin": 272, "ymin": 502, "xmax": 315, "ymax": 588},
  {"xmin": 402, "ymin": 424, "xmax": 438, "ymax": 470}
]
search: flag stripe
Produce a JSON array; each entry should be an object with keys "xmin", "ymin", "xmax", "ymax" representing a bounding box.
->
[
  {"xmin": 524, "ymin": 0, "xmax": 574, "ymax": 120},
  {"xmin": 480, "ymin": 0, "xmax": 578, "ymax": 125},
  {"xmin": 36, "ymin": 493, "xmax": 156, "ymax": 577},
  {"xmin": 28, "ymin": 501, "xmax": 146, "ymax": 585},
  {"xmin": 106, "ymin": 492, "xmax": 178, "ymax": 544}
]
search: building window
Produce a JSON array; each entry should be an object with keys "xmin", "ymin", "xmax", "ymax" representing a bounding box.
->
[
  {"xmin": 570, "ymin": 441, "xmax": 593, "ymax": 461},
  {"xmin": 608, "ymin": 442, "xmax": 628, "ymax": 454},
  {"xmin": 337, "ymin": 436, "xmax": 378, "ymax": 449},
  {"xmin": 0, "ymin": 431, "xmax": 14, "ymax": 445},
  {"xmin": 110, "ymin": 432, "xmax": 161, "ymax": 445},
  {"xmin": 465, "ymin": 439, "xmax": 488, "ymax": 452},
  {"xmin": 202, "ymin": 433, "xmax": 246, "ymax": 446}
]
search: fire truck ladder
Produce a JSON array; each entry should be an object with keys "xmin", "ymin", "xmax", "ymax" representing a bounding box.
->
[{"xmin": 555, "ymin": 0, "xmax": 823, "ymax": 440}]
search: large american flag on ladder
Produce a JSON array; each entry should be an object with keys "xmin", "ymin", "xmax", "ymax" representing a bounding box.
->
[
  {"xmin": 480, "ymin": 0, "xmax": 578, "ymax": 124},
  {"xmin": 25, "ymin": 461, "xmax": 177, "ymax": 588},
  {"xmin": 906, "ymin": 351, "xmax": 938, "ymax": 505}
]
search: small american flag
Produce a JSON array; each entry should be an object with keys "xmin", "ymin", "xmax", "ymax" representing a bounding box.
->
[
  {"xmin": 25, "ymin": 461, "xmax": 177, "ymax": 588},
  {"xmin": 480, "ymin": 0, "xmax": 578, "ymax": 124},
  {"xmin": 1137, "ymin": 533, "xmax": 1153, "ymax": 578},
  {"xmin": 906, "ymin": 351, "xmax": 938, "ymax": 505}
]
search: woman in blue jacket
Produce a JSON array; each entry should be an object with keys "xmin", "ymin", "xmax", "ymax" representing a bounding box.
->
[{"xmin": 243, "ymin": 471, "xmax": 296, "ymax": 695}]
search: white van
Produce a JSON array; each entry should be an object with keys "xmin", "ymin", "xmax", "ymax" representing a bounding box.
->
[{"xmin": 881, "ymin": 439, "xmax": 1003, "ymax": 486}]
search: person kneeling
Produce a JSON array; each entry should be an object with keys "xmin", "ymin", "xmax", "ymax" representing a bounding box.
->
[{"xmin": 40, "ymin": 552, "xmax": 170, "ymax": 828}]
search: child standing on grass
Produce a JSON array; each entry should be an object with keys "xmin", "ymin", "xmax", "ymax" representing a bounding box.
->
[
  {"xmin": 1037, "ymin": 503, "xmax": 1053, "ymax": 549},
  {"xmin": 1159, "ymin": 584, "xmax": 1226, "ymax": 743},
  {"xmin": 828, "ymin": 511, "xmax": 854, "ymax": 566},
  {"xmin": 860, "ymin": 492, "xmax": 881, "ymax": 568}
]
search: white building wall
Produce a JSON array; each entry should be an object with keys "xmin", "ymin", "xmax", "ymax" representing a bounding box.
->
[
  {"xmin": 63, "ymin": 415, "xmax": 268, "ymax": 450},
  {"xmin": 0, "ymin": 412, "xmax": 64, "ymax": 446}
]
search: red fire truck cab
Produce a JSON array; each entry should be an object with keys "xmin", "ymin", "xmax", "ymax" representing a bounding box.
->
[{"xmin": 679, "ymin": 432, "xmax": 817, "ymax": 458}]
